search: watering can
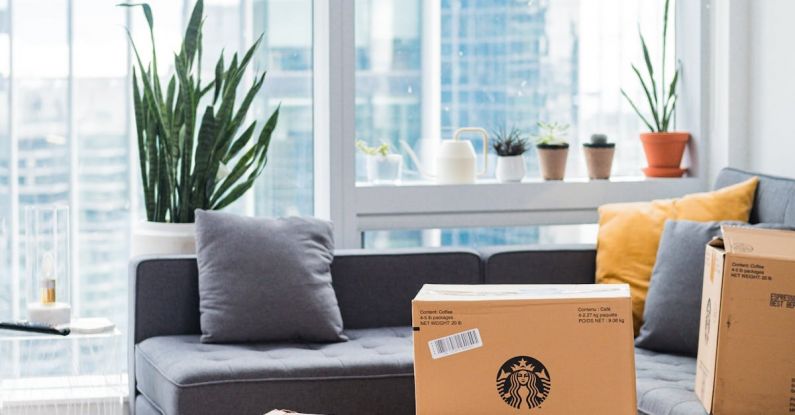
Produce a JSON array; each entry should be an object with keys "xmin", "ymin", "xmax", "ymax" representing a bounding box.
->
[{"xmin": 401, "ymin": 127, "xmax": 489, "ymax": 184}]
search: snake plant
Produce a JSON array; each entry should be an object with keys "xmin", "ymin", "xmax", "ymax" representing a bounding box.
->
[
  {"xmin": 621, "ymin": 0, "xmax": 679, "ymax": 133},
  {"xmin": 120, "ymin": 0, "xmax": 279, "ymax": 223}
]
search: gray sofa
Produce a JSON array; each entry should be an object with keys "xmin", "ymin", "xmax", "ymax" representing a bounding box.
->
[{"xmin": 129, "ymin": 168, "xmax": 795, "ymax": 415}]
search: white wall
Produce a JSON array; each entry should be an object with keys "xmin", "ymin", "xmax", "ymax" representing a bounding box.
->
[
  {"xmin": 746, "ymin": 0, "xmax": 795, "ymax": 178},
  {"xmin": 710, "ymin": 0, "xmax": 795, "ymax": 181}
]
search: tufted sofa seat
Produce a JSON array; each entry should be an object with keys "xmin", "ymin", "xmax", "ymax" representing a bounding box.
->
[{"xmin": 135, "ymin": 327, "xmax": 414, "ymax": 414}]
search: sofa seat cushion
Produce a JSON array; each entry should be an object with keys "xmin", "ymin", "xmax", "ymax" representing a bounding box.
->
[
  {"xmin": 635, "ymin": 347, "xmax": 706, "ymax": 415},
  {"xmin": 135, "ymin": 327, "xmax": 414, "ymax": 415}
]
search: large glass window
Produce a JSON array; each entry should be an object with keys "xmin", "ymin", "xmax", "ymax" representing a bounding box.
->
[
  {"xmin": 0, "ymin": 0, "xmax": 313, "ymax": 375},
  {"xmin": 354, "ymin": 0, "xmax": 673, "ymax": 247},
  {"xmin": 355, "ymin": 0, "xmax": 673, "ymax": 183}
]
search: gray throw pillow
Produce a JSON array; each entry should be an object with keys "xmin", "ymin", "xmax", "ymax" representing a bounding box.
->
[
  {"xmin": 636, "ymin": 220, "xmax": 790, "ymax": 356},
  {"xmin": 195, "ymin": 210, "xmax": 346, "ymax": 343}
]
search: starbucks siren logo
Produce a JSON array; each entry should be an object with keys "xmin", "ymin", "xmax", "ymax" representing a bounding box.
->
[{"xmin": 496, "ymin": 356, "xmax": 551, "ymax": 410}]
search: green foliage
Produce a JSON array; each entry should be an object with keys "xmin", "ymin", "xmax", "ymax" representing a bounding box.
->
[
  {"xmin": 621, "ymin": 0, "xmax": 678, "ymax": 133},
  {"xmin": 120, "ymin": 0, "xmax": 279, "ymax": 223},
  {"xmin": 534, "ymin": 121, "xmax": 569, "ymax": 146},
  {"xmin": 491, "ymin": 126, "xmax": 529, "ymax": 157},
  {"xmin": 356, "ymin": 140, "xmax": 391, "ymax": 157}
]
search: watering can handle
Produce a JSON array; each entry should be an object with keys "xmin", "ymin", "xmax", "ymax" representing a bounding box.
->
[{"xmin": 454, "ymin": 127, "xmax": 489, "ymax": 176}]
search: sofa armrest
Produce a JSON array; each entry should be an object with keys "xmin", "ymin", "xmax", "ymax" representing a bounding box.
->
[
  {"xmin": 129, "ymin": 256, "xmax": 201, "ymax": 345},
  {"xmin": 480, "ymin": 244, "xmax": 596, "ymax": 284}
]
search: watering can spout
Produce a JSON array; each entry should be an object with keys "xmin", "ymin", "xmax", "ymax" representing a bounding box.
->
[{"xmin": 400, "ymin": 140, "xmax": 435, "ymax": 179}]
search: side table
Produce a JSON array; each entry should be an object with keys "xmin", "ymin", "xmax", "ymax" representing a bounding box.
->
[{"xmin": 0, "ymin": 328, "xmax": 125, "ymax": 414}]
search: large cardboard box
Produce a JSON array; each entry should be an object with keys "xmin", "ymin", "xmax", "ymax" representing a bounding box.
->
[
  {"xmin": 412, "ymin": 284, "xmax": 636, "ymax": 414},
  {"xmin": 695, "ymin": 226, "xmax": 795, "ymax": 414}
]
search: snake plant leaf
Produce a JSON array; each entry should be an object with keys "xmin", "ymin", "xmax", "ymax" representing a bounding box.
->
[
  {"xmin": 631, "ymin": 64, "xmax": 661, "ymax": 131},
  {"xmin": 621, "ymin": 88, "xmax": 655, "ymax": 132},
  {"xmin": 182, "ymin": 0, "xmax": 203, "ymax": 66},
  {"xmin": 118, "ymin": 3, "xmax": 153, "ymax": 30},
  {"xmin": 213, "ymin": 52, "xmax": 224, "ymax": 103},
  {"xmin": 211, "ymin": 145, "xmax": 257, "ymax": 206},
  {"xmin": 222, "ymin": 122, "xmax": 257, "ymax": 164},
  {"xmin": 662, "ymin": 94, "xmax": 678, "ymax": 131},
  {"xmin": 639, "ymin": 31, "xmax": 658, "ymax": 112},
  {"xmin": 623, "ymin": 0, "xmax": 677, "ymax": 133},
  {"xmin": 123, "ymin": 0, "xmax": 278, "ymax": 222}
]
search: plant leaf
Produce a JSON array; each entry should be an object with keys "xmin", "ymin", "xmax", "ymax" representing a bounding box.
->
[
  {"xmin": 621, "ymin": 88, "xmax": 655, "ymax": 132},
  {"xmin": 639, "ymin": 31, "xmax": 659, "ymax": 113},
  {"xmin": 631, "ymin": 64, "xmax": 661, "ymax": 131},
  {"xmin": 182, "ymin": 0, "xmax": 203, "ymax": 66}
]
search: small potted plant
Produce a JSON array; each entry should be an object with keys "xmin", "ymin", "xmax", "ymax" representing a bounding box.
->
[
  {"xmin": 534, "ymin": 121, "xmax": 569, "ymax": 180},
  {"xmin": 356, "ymin": 140, "xmax": 403, "ymax": 185},
  {"xmin": 491, "ymin": 126, "xmax": 529, "ymax": 182},
  {"xmin": 621, "ymin": 0, "xmax": 688, "ymax": 177},
  {"xmin": 583, "ymin": 134, "xmax": 615, "ymax": 180}
]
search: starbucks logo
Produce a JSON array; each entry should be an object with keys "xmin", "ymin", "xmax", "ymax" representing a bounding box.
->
[{"xmin": 496, "ymin": 356, "xmax": 551, "ymax": 410}]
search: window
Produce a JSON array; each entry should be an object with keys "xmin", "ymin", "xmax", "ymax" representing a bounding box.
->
[
  {"xmin": 364, "ymin": 224, "xmax": 598, "ymax": 249},
  {"xmin": 355, "ymin": 0, "xmax": 674, "ymax": 183},
  {"xmin": 0, "ymin": 0, "xmax": 313, "ymax": 374},
  {"xmin": 351, "ymin": 0, "xmax": 681, "ymax": 247}
]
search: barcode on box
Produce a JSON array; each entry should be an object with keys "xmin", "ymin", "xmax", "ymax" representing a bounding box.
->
[{"xmin": 428, "ymin": 328, "xmax": 483, "ymax": 359}]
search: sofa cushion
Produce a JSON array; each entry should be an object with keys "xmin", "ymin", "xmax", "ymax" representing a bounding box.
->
[
  {"xmin": 480, "ymin": 244, "xmax": 596, "ymax": 284},
  {"xmin": 596, "ymin": 177, "xmax": 759, "ymax": 334},
  {"xmin": 637, "ymin": 221, "xmax": 793, "ymax": 356},
  {"xmin": 331, "ymin": 249, "xmax": 482, "ymax": 329},
  {"xmin": 635, "ymin": 347, "xmax": 706, "ymax": 415},
  {"xmin": 195, "ymin": 210, "xmax": 345, "ymax": 343},
  {"xmin": 135, "ymin": 327, "xmax": 414, "ymax": 415},
  {"xmin": 715, "ymin": 167, "xmax": 795, "ymax": 225}
]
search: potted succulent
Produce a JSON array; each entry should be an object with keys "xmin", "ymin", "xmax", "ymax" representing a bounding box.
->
[
  {"xmin": 491, "ymin": 126, "xmax": 529, "ymax": 182},
  {"xmin": 534, "ymin": 121, "xmax": 569, "ymax": 180},
  {"xmin": 621, "ymin": 0, "xmax": 688, "ymax": 177},
  {"xmin": 121, "ymin": 0, "xmax": 280, "ymax": 256},
  {"xmin": 583, "ymin": 134, "xmax": 616, "ymax": 180},
  {"xmin": 356, "ymin": 140, "xmax": 402, "ymax": 185}
]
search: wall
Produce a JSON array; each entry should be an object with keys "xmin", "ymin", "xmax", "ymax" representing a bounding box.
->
[{"xmin": 747, "ymin": 0, "xmax": 795, "ymax": 178}]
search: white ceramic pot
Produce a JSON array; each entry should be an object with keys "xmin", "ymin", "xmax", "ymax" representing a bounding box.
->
[
  {"xmin": 365, "ymin": 154, "xmax": 403, "ymax": 185},
  {"xmin": 495, "ymin": 155, "xmax": 526, "ymax": 182},
  {"xmin": 131, "ymin": 221, "xmax": 196, "ymax": 257}
]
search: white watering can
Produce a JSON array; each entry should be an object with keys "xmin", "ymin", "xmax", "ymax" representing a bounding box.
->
[{"xmin": 401, "ymin": 127, "xmax": 489, "ymax": 184}]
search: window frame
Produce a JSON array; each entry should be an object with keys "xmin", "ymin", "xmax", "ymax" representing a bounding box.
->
[{"xmin": 314, "ymin": 0, "xmax": 712, "ymax": 249}]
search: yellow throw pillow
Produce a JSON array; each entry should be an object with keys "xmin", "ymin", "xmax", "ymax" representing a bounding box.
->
[{"xmin": 596, "ymin": 177, "xmax": 759, "ymax": 335}]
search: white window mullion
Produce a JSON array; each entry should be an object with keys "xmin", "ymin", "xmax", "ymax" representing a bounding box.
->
[
  {"xmin": 8, "ymin": 0, "xmax": 21, "ymax": 379},
  {"xmin": 240, "ymin": 0, "xmax": 256, "ymax": 217},
  {"xmin": 66, "ymin": 0, "xmax": 80, "ymax": 320},
  {"xmin": 8, "ymin": 0, "xmax": 18, "ymax": 321}
]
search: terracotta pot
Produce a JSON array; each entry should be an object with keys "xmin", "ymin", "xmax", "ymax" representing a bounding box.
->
[
  {"xmin": 640, "ymin": 132, "xmax": 690, "ymax": 171},
  {"xmin": 536, "ymin": 145, "xmax": 569, "ymax": 180},
  {"xmin": 583, "ymin": 145, "xmax": 615, "ymax": 180}
]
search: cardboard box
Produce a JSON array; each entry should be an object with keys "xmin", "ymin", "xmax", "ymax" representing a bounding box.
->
[
  {"xmin": 412, "ymin": 284, "xmax": 636, "ymax": 414},
  {"xmin": 695, "ymin": 226, "xmax": 795, "ymax": 414}
]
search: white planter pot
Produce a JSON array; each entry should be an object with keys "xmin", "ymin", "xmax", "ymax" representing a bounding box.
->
[
  {"xmin": 495, "ymin": 155, "xmax": 526, "ymax": 182},
  {"xmin": 131, "ymin": 221, "xmax": 196, "ymax": 257},
  {"xmin": 365, "ymin": 154, "xmax": 403, "ymax": 185}
]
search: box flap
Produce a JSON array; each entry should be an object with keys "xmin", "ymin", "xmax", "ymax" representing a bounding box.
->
[
  {"xmin": 414, "ymin": 284, "xmax": 630, "ymax": 302},
  {"xmin": 721, "ymin": 225, "xmax": 795, "ymax": 260}
]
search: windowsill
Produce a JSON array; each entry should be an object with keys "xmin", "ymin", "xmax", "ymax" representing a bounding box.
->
[
  {"xmin": 356, "ymin": 174, "xmax": 694, "ymax": 188},
  {"xmin": 354, "ymin": 176, "xmax": 705, "ymax": 231}
]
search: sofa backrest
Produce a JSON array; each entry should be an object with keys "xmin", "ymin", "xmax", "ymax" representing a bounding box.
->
[
  {"xmin": 331, "ymin": 248, "xmax": 482, "ymax": 329},
  {"xmin": 715, "ymin": 167, "xmax": 795, "ymax": 225}
]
